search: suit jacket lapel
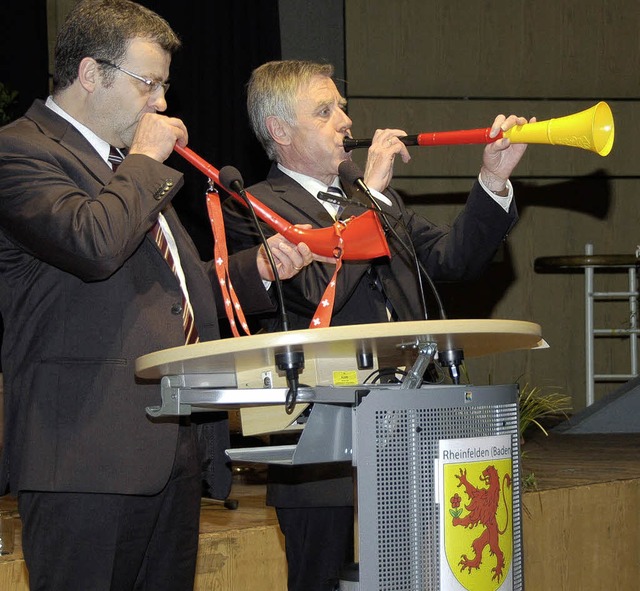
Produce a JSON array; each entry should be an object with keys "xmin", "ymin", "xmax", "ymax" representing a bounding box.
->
[
  {"xmin": 266, "ymin": 165, "xmax": 335, "ymax": 227},
  {"xmin": 26, "ymin": 100, "xmax": 113, "ymax": 185}
]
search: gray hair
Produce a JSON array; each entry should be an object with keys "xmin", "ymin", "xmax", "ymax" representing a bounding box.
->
[{"xmin": 247, "ymin": 60, "xmax": 334, "ymax": 161}]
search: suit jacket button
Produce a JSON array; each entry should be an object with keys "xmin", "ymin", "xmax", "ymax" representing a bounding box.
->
[{"xmin": 171, "ymin": 302, "xmax": 183, "ymax": 315}]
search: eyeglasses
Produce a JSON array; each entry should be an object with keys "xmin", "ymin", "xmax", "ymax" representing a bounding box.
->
[{"xmin": 95, "ymin": 58, "xmax": 170, "ymax": 95}]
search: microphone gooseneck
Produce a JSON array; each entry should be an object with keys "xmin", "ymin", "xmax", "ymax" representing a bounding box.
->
[
  {"xmin": 219, "ymin": 165, "xmax": 304, "ymax": 412},
  {"xmin": 338, "ymin": 160, "xmax": 378, "ymax": 205},
  {"xmin": 338, "ymin": 160, "xmax": 447, "ymax": 321},
  {"xmin": 338, "ymin": 160, "xmax": 466, "ymax": 384},
  {"xmin": 219, "ymin": 165, "xmax": 290, "ymax": 327}
]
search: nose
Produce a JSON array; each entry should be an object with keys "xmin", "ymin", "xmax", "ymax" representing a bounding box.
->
[
  {"xmin": 149, "ymin": 90, "xmax": 167, "ymax": 113},
  {"xmin": 340, "ymin": 109, "xmax": 353, "ymax": 130}
]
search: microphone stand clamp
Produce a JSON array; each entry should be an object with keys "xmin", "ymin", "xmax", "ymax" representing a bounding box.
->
[{"xmin": 275, "ymin": 348, "xmax": 305, "ymax": 414}]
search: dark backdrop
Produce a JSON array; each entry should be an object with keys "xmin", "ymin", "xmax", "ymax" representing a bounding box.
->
[
  {"xmin": 0, "ymin": 1, "xmax": 49, "ymax": 120},
  {"xmin": 0, "ymin": 1, "xmax": 51, "ymax": 371}
]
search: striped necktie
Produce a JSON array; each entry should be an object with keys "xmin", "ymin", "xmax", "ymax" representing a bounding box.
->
[
  {"xmin": 108, "ymin": 146, "xmax": 124, "ymax": 171},
  {"xmin": 151, "ymin": 221, "xmax": 200, "ymax": 345}
]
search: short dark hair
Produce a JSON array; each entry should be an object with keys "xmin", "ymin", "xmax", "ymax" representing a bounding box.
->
[{"xmin": 53, "ymin": 0, "xmax": 181, "ymax": 92}]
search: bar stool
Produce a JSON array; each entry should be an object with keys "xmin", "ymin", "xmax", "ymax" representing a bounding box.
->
[{"xmin": 534, "ymin": 243, "xmax": 640, "ymax": 406}]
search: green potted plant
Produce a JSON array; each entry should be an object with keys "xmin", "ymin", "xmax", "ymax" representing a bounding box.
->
[{"xmin": 519, "ymin": 382, "xmax": 571, "ymax": 442}]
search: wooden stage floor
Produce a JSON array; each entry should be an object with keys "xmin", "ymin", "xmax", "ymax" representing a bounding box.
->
[{"xmin": 0, "ymin": 433, "xmax": 638, "ymax": 590}]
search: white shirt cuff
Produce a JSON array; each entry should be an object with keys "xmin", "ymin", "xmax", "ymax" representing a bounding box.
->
[{"xmin": 478, "ymin": 174, "xmax": 514, "ymax": 212}]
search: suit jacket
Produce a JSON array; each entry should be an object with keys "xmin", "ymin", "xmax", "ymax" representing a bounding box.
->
[
  {"xmin": 0, "ymin": 100, "xmax": 274, "ymax": 496},
  {"xmin": 222, "ymin": 163, "xmax": 518, "ymax": 507},
  {"xmin": 224, "ymin": 163, "xmax": 518, "ymax": 330}
]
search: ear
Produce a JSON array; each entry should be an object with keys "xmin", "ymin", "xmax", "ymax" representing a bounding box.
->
[
  {"xmin": 77, "ymin": 57, "xmax": 100, "ymax": 93},
  {"xmin": 266, "ymin": 115, "xmax": 291, "ymax": 147}
]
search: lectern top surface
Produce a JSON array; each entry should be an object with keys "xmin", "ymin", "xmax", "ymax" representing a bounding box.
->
[{"xmin": 135, "ymin": 319, "xmax": 546, "ymax": 380}]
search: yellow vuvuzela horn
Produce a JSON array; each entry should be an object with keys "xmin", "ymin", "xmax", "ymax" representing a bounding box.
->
[
  {"xmin": 503, "ymin": 101, "xmax": 614, "ymax": 156},
  {"xmin": 344, "ymin": 101, "xmax": 615, "ymax": 157}
]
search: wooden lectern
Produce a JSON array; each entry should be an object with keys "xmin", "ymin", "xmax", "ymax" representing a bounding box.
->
[{"xmin": 136, "ymin": 319, "xmax": 546, "ymax": 591}]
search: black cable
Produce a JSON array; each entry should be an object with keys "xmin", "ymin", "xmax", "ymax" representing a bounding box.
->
[
  {"xmin": 219, "ymin": 166, "xmax": 304, "ymax": 412},
  {"xmin": 338, "ymin": 160, "xmax": 448, "ymax": 320},
  {"xmin": 219, "ymin": 166, "xmax": 290, "ymax": 331}
]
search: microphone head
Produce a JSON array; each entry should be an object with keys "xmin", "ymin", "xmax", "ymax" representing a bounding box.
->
[
  {"xmin": 219, "ymin": 165, "xmax": 245, "ymax": 192},
  {"xmin": 338, "ymin": 159, "xmax": 364, "ymax": 187}
]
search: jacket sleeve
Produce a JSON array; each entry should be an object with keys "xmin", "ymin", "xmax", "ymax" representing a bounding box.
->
[
  {"xmin": 0, "ymin": 131, "xmax": 182, "ymax": 281},
  {"xmin": 398, "ymin": 181, "xmax": 518, "ymax": 281}
]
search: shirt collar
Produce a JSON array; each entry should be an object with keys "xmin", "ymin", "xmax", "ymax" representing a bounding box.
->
[
  {"xmin": 277, "ymin": 163, "xmax": 341, "ymax": 196},
  {"xmin": 276, "ymin": 162, "xmax": 392, "ymax": 207},
  {"xmin": 45, "ymin": 96, "xmax": 111, "ymax": 165}
]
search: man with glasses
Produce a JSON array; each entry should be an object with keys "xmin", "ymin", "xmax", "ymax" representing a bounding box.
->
[{"xmin": 0, "ymin": 2, "xmax": 314, "ymax": 589}]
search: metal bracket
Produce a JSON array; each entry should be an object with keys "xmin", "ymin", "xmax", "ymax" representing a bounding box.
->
[
  {"xmin": 145, "ymin": 374, "xmax": 334, "ymax": 417},
  {"xmin": 400, "ymin": 339, "xmax": 438, "ymax": 389}
]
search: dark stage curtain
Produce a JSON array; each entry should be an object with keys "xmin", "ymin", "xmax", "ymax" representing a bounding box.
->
[
  {"xmin": 0, "ymin": 1, "xmax": 50, "ymax": 370},
  {"xmin": 0, "ymin": 1, "xmax": 49, "ymax": 120},
  {"xmin": 138, "ymin": 0, "xmax": 282, "ymax": 258}
]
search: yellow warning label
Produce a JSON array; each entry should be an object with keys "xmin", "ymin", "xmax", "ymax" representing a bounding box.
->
[{"xmin": 333, "ymin": 370, "xmax": 359, "ymax": 385}]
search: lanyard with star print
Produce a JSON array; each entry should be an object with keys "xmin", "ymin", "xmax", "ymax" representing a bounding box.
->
[{"xmin": 309, "ymin": 220, "xmax": 346, "ymax": 329}]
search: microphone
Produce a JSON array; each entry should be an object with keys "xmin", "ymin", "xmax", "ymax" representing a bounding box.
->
[
  {"xmin": 219, "ymin": 166, "xmax": 245, "ymax": 200},
  {"xmin": 219, "ymin": 167, "xmax": 287, "ymax": 326},
  {"xmin": 338, "ymin": 160, "xmax": 379, "ymax": 206},
  {"xmin": 338, "ymin": 160, "xmax": 435, "ymax": 316},
  {"xmin": 218, "ymin": 166, "xmax": 304, "ymax": 412}
]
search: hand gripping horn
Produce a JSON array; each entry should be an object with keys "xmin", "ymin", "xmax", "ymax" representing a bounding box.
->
[
  {"xmin": 174, "ymin": 145, "xmax": 390, "ymax": 260},
  {"xmin": 344, "ymin": 102, "xmax": 614, "ymax": 157}
]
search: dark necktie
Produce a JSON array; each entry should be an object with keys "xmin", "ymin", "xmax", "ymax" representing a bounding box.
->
[
  {"xmin": 151, "ymin": 221, "xmax": 200, "ymax": 345},
  {"xmin": 370, "ymin": 265, "xmax": 397, "ymax": 321},
  {"xmin": 108, "ymin": 146, "xmax": 124, "ymax": 171}
]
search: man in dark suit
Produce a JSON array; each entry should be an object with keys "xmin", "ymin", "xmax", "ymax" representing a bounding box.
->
[
  {"xmin": 0, "ymin": 4, "xmax": 315, "ymax": 590},
  {"xmin": 222, "ymin": 60, "xmax": 533, "ymax": 591}
]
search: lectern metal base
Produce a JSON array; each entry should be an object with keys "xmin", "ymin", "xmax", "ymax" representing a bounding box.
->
[
  {"xmin": 354, "ymin": 384, "xmax": 523, "ymax": 591},
  {"xmin": 226, "ymin": 383, "xmax": 523, "ymax": 591},
  {"xmin": 135, "ymin": 320, "xmax": 540, "ymax": 590}
]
